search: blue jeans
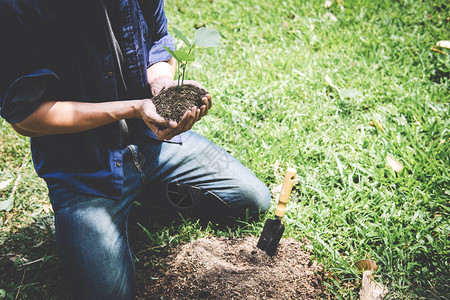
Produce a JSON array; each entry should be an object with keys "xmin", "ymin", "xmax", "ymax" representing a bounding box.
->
[{"xmin": 47, "ymin": 131, "xmax": 270, "ymax": 299}]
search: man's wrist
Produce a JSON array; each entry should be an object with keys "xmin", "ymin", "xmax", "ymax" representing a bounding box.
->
[{"xmin": 130, "ymin": 99, "xmax": 145, "ymax": 119}]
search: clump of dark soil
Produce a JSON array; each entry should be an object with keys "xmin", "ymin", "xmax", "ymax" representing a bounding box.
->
[
  {"xmin": 152, "ymin": 84, "xmax": 207, "ymax": 122},
  {"xmin": 137, "ymin": 236, "xmax": 323, "ymax": 299}
]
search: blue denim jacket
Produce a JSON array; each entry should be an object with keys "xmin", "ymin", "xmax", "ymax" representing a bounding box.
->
[{"xmin": 0, "ymin": 0, "xmax": 176, "ymax": 199}]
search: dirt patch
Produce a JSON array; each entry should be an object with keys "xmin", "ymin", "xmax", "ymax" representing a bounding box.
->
[
  {"xmin": 152, "ymin": 84, "xmax": 207, "ymax": 122},
  {"xmin": 137, "ymin": 236, "xmax": 323, "ymax": 299}
]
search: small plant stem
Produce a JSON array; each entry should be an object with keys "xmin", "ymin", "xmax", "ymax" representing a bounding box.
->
[
  {"xmin": 180, "ymin": 46, "xmax": 193, "ymax": 88},
  {"xmin": 177, "ymin": 63, "xmax": 182, "ymax": 88},
  {"xmin": 181, "ymin": 63, "xmax": 187, "ymax": 87}
]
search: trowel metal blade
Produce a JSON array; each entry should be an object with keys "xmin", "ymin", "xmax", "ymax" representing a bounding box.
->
[{"xmin": 256, "ymin": 218, "xmax": 285, "ymax": 256}]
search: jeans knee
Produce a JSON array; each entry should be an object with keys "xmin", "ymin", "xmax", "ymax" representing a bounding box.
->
[{"xmin": 239, "ymin": 180, "xmax": 271, "ymax": 216}]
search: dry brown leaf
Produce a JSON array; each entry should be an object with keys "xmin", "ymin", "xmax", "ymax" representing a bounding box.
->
[
  {"xmin": 271, "ymin": 183, "xmax": 283, "ymax": 195},
  {"xmin": 386, "ymin": 154, "xmax": 403, "ymax": 173},
  {"xmin": 369, "ymin": 120, "xmax": 383, "ymax": 131},
  {"xmin": 431, "ymin": 46, "xmax": 448, "ymax": 56},
  {"xmin": 360, "ymin": 270, "xmax": 389, "ymax": 300},
  {"xmin": 42, "ymin": 203, "xmax": 54, "ymax": 214},
  {"xmin": 355, "ymin": 259, "xmax": 378, "ymax": 272}
]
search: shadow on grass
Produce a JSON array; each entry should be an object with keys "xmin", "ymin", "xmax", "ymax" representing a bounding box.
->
[
  {"xmin": 0, "ymin": 212, "xmax": 172, "ymax": 300},
  {"xmin": 0, "ymin": 215, "xmax": 68, "ymax": 300},
  {"xmin": 0, "ymin": 195, "xmax": 255, "ymax": 300}
]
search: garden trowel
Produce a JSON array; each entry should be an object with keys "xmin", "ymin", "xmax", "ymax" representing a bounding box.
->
[{"xmin": 257, "ymin": 167, "xmax": 297, "ymax": 256}]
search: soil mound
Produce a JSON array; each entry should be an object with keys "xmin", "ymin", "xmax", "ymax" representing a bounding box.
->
[
  {"xmin": 152, "ymin": 84, "xmax": 206, "ymax": 122},
  {"xmin": 138, "ymin": 236, "xmax": 323, "ymax": 299}
]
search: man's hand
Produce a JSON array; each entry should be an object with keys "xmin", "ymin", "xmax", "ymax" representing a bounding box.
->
[
  {"xmin": 146, "ymin": 76, "xmax": 212, "ymax": 140},
  {"xmin": 138, "ymin": 96, "xmax": 210, "ymax": 141},
  {"xmin": 150, "ymin": 76, "xmax": 212, "ymax": 119},
  {"xmin": 146, "ymin": 59, "xmax": 212, "ymax": 139}
]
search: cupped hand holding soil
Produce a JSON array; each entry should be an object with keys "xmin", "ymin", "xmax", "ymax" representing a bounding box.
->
[{"xmin": 152, "ymin": 84, "xmax": 208, "ymax": 123}]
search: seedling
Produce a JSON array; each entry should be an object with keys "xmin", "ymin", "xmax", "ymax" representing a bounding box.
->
[{"xmin": 163, "ymin": 27, "xmax": 220, "ymax": 88}]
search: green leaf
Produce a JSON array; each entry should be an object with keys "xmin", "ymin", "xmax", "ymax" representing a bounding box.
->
[
  {"xmin": 163, "ymin": 46, "xmax": 181, "ymax": 63},
  {"xmin": 173, "ymin": 28, "xmax": 192, "ymax": 49},
  {"xmin": 193, "ymin": 28, "xmax": 220, "ymax": 47},
  {"xmin": 174, "ymin": 50, "xmax": 195, "ymax": 62},
  {"xmin": 0, "ymin": 289, "xmax": 6, "ymax": 298}
]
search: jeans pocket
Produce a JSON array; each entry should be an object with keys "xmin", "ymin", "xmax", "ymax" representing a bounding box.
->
[
  {"xmin": 126, "ymin": 144, "xmax": 144, "ymax": 171},
  {"xmin": 46, "ymin": 181, "xmax": 76, "ymax": 213}
]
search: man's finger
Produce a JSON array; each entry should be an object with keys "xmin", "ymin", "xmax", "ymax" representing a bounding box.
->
[
  {"xmin": 199, "ymin": 105, "xmax": 206, "ymax": 119},
  {"xmin": 203, "ymin": 94, "xmax": 212, "ymax": 110},
  {"xmin": 152, "ymin": 113, "xmax": 177, "ymax": 129},
  {"xmin": 171, "ymin": 110, "xmax": 191, "ymax": 136}
]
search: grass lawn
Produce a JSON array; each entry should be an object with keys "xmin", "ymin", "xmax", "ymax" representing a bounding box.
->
[{"xmin": 1, "ymin": 0, "xmax": 448, "ymax": 298}]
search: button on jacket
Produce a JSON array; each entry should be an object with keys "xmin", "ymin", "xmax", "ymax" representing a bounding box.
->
[{"xmin": 0, "ymin": 0, "xmax": 176, "ymax": 199}]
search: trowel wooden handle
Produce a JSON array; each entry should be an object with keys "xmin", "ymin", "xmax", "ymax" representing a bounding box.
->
[{"xmin": 274, "ymin": 167, "xmax": 297, "ymax": 218}]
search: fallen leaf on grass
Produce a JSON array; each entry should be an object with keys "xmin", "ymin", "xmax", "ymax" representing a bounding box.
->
[
  {"xmin": 0, "ymin": 197, "xmax": 14, "ymax": 211},
  {"xmin": 339, "ymin": 89, "xmax": 362, "ymax": 99},
  {"xmin": 354, "ymin": 259, "xmax": 388, "ymax": 300},
  {"xmin": 355, "ymin": 259, "xmax": 378, "ymax": 271},
  {"xmin": 271, "ymin": 184, "xmax": 283, "ymax": 195},
  {"xmin": 324, "ymin": 12, "xmax": 338, "ymax": 22},
  {"xmin": 386, "ymin": 154, "xmax": 403, "ymax": 173},
  {"xmin": 325, "ymin": 74, "xmax": 339, "ymax": 91},
  {"xmin": 0, "ymin": 178, "xmax": 13, "ymax": 190},
  {"xmin": 42, "ymin": 203, "xmax": 54, "ymax": 214},
  {"xmin": 436, "ymin": 40, "xmax": 450, "ymax": 49},
  {"xmin": 0, "ymin": 174, "xmax": 22, "ymax": 212},
  {"xmin": 431, "ymin": 46, "xmax": 448, "ymax": 56},
  {"xmin": 369, "ymin": 120, "xmax": 383, "ymax": 131},
  {"xmin": 360, "ymin": 270, "xmax": 389, "ymax": 300},
  {"xmin": 325, "ymin": 75, "xmax": 362, "ymax": 99}
]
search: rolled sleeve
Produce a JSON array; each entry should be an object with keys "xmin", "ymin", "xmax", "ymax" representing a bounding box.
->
[
  {"xmin": 149, "ymin": 34, "xmax": 175, "ymax": 65},
  {"xmin": 1, "ymin": 68, "xmax": 59, "ymax": 124}
]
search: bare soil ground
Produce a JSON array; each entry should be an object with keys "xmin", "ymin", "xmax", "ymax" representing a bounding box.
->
[{"xmin": 137, "ymin": 236, "xmax": 323, "ymax": 299}]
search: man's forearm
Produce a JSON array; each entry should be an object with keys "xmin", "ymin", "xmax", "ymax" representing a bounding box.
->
[
  {"xmin": 12, "ymin": 58, "xmax": 186, "ymax": 138},
  {"xmin": 12, "ymin": 100, "xmax": 143, "ymax": 137}
]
